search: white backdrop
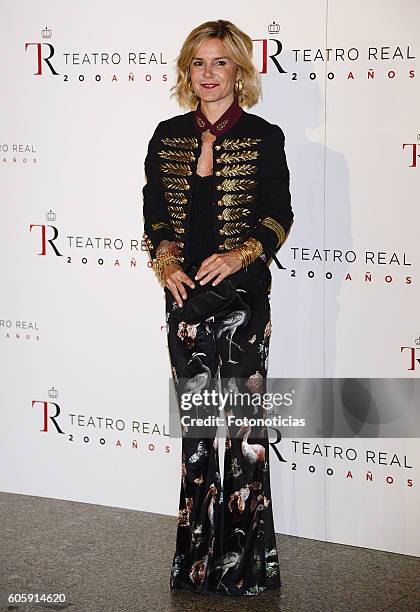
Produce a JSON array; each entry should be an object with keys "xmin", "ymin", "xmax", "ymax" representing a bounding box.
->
[{"xmin": 1, "ymin": 0, "xmax": 419, "ymax": 557}]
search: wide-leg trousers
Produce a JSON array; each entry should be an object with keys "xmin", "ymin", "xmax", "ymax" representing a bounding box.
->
[{"xmin": 165, "ymin": 257, "xmax": 281, "ymax": 597}]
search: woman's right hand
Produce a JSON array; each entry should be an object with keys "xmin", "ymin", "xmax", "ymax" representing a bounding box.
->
[{"xmin": 162, "ymin": 262, "xmax": 195, "ymax": 307}]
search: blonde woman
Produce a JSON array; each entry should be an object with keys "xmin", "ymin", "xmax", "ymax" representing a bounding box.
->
[{"xmin": 142, "ymin": 19, "xmax": 294, "ymax": 597}]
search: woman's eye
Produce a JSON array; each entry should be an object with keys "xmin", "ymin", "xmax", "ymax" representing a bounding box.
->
[{"xmin": 192, "ymin": 60, "xmax": 227, "ymax": 66}]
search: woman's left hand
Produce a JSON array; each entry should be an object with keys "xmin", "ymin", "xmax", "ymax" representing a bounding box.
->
[{"xmin": 194, "ymin": 252, "xmax": 242, "ymax": 286}]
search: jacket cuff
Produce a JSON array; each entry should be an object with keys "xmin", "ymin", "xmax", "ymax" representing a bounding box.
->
[
  {"xmin": 143, "ymin": 225, "xmax": 175, "ymax": 260},
  {"xmin": 248, "ymin": 217, "xmax": 293, "ymax": 261}
]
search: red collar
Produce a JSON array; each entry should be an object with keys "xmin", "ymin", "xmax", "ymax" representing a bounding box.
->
[{"xmin": 193, "ymin": 98, "xmax": 242, "ymax": 138}]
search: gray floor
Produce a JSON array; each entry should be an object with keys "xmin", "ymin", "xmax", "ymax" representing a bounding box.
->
[{"xmin": 0, "ymin": 492, "xmax": 419, "ymax": 612}]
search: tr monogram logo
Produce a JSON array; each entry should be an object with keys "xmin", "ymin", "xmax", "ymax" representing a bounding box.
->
[{"xmin": 24, "ymin": 37, "xmax": 287, "ymax": 77}]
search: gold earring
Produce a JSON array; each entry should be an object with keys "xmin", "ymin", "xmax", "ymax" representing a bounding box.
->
[{"xmin": 234, "ymin": 79, "xmax": 243, "ymax": 96}]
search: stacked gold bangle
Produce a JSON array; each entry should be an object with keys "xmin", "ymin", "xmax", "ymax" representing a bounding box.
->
[
  {"xmin": 230, "ymin": 237, "xmax": 264, "ymax": 268},
  {"xmin": 153, "ymin": 252, "xmax": 181, "ymax": 280}
]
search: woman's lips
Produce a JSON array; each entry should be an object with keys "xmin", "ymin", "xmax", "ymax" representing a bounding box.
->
[{"xmin": 201, "ymin": 83, "xmax": 219, "ymax": 89}]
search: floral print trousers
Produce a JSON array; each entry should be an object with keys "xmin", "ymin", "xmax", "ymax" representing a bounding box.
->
[{"xmin": 165, "ymin": 257, "xmax": 281, "ymax": 597}]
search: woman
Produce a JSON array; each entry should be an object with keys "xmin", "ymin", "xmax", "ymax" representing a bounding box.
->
[{"xmin": 142, "ymin": 19, "xmax": 294, "ymax": 597}]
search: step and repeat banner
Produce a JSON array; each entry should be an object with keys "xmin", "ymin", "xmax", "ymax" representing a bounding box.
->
[{"xmin": 1, "ymin": 1, "xmax": 419, "ymax": 557}]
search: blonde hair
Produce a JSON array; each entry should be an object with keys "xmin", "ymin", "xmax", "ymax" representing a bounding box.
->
[{"xmin": 170, "ymin": 19, "xmax": 262, "ymax": 110}]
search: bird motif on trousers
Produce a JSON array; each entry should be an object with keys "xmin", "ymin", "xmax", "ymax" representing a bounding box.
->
[
  {"xmin": 184, "ymin": 352, "xmax": 212, "ymax": 423},
  {"xmin": 211, "ymin": 528, "xmax": 246, "ymax": 593},
  {"xmin": 215, "ymin": 309, "xmax": 250, "ymax": 364},
  {"xmin": 206, "ymin": 483, "xmax": 218, "ymax": 533},
  {"xmin": 189, "ymin": 440, "xmax": 208, "ymax": 464},
  {"xmin": 236, "ymin": 424, "xmax": 266, "ymax": 464}
]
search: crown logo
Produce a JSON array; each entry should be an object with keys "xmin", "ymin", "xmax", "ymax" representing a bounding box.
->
[
  {"xmin": 46, "ymin": 209, "xmax": 56, "ymax": 221},
  {"xmin": 42, "ymin": 26, "xmax": 52, "ymax": 39},
  {"xmin": 268, "ymin": 21, "xmax": 280, "ymax": 34},
  {"xmin": 48, "ymin": 387, "xmax": 58, "ymax": 398},
  {"xmin": 415, "ymin": 336, "xmax": 420, "ymax": 346}
]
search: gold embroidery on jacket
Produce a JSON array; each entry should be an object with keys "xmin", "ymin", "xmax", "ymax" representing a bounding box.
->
[
  {"xmin": 216, "ymin": 150, "xmax": 259, "ymax": 164},
  {"xmin": 217, "ymin": 207, "xmax": 251, "ymax": 221},
  {"xmin": 215, "ymin": 163, "xmax": 257, "ymax": 177},
  {"xmin": 168, "ymin": 207, "xmax": 187, "ymax": 220},
  {"xmin": 216, "ymin": 178, "xmax": 257, "ymax": 192},
  {"xmin": 142, "ymin": 232, "xmax": 154, "ymax": 251},
  {"xmin": 168, "ymin": 205, "xmax": 186, "ymax": 214},
  {"xmin": 171, "ymin": 220, "xmax": 185, "ymax": 234},
  {"xmin": 217, "ymin": 193, "xmax": 255, "ymax": 206},
  {"xmin": 151, "ymin": 221, "xmax": 171, "ymax": 230},
  {"xmin": 214, "ymin": 138, "xmax": 262, "ymax": 150},
  {"xmin": 261, "ymin": 217, "xmax": 286, "ymax": 247},
  {"xmin": 219, "ymin": 222, "xmax": 250, "ymax": 236},
  {"xmin": 162, "ymin": 176, "xmax": 190, "ymax": 191},
  {"xmin": 161, "ymin": 137, "xmax": 199, "ymax": 149},
  {"xmin": 160, "ymin": 162, "xmax": 193, "ymax": 176},
  {"xmin": 164, "ymin": 191, "xmax": 188, "ymax": 205},
  {"xmin": 219, "ymin": 237, "xmax": 243, "ymax": 250},
  {"xmin": 216, "ymin": 119, "xmax": 228, "ymax": 131},
  {"xmin": 158, "ymin": 149, "xmax": 196, "ymax": 162}
]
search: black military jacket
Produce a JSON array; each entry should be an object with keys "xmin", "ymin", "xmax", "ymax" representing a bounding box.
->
[{"xmin": 142, "ymin": 101, "xmax": 294, "ymax": 269}]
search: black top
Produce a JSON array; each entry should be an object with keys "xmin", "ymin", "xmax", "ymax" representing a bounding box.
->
[{"xmin": 187, "ymin": 174, "xmax": 215, "ymax": 266}]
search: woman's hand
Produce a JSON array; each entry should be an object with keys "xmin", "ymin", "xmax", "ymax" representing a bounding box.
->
[
  {"xmin": 195, "ymin": 252, "xmax": 242, "ymax": 286},
  {"xmin": 162, "ymin": 262, "xmax": 195, "ymax": 307}
]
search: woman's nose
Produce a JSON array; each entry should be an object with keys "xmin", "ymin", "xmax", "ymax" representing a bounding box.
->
[{"xmin": 203, "ymin": 64, "xmax": 214, "ymax": 78}]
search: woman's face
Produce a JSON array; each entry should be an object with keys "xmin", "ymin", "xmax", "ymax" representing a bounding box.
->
[{"xmin": 189, "ymin": 37, "xmax": 239, "ymax": 104}]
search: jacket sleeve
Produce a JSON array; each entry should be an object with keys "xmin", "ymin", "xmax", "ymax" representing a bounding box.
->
[
  {"xmin": 246, "ymin": 123, "xmax": 294, "ymax": 261},
  {"xmin": 142, "ymin": 121, "xmax": 176, "ymax": 259}
]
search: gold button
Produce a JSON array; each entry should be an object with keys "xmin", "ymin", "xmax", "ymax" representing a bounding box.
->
[
  {"xmin": 217, "ymin": 214, "xmax": 222, "ymax": 220},
  {"xmin": 215, "ymin": 145, "xmax": 221, "ymax": 150},
  {"xmin": 216, "ymin": 185, "xmax": 222, "ymax": 190},
  {"xmin": 218, "ymin": 245, "xmax": 224, "ymax": 250},
  {"xmin": 217, "ymin": 199, "xmax": 222, "ymax": 204},
  {"xmin": 216, "ymin": 157, "xmax": 221, "ymax": 163},
  {"xmin": 215, "ymin": 171, "xmax": 221, "ymax": 176}
]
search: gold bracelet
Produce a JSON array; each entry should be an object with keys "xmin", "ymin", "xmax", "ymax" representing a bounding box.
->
[
  {"xmin": 153, "ymin": 253, "xmax": 181, "ymax": 280},
  {"xmin": 230, "ymin": 238, "xmax": 263, "ymax": 268},
  {"xmin": 155, "ymin": 248, "xmax": 173, "ymax": 258}
]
